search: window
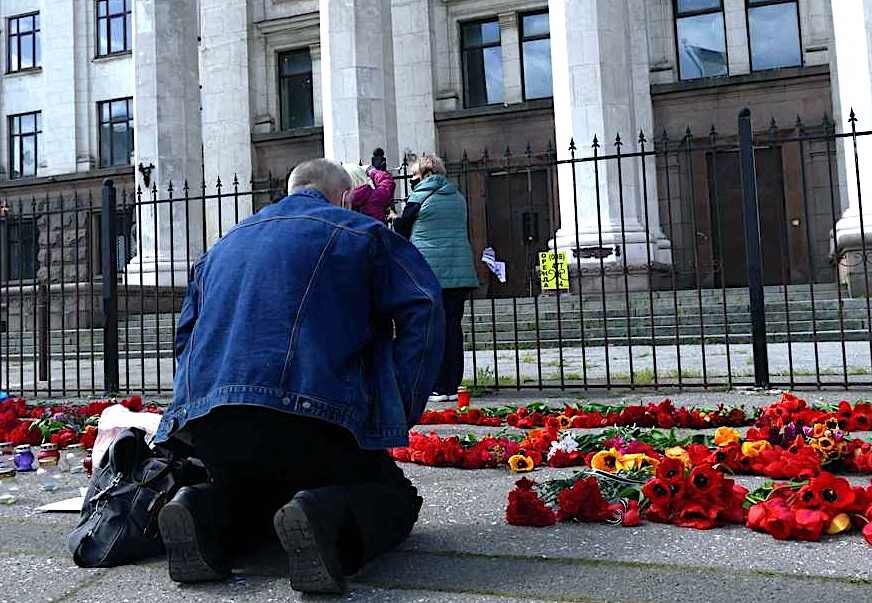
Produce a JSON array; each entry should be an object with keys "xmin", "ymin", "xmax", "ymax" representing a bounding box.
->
[
  {"xmin": 8, "ymin": 112, "xmax": 41, "ymax": 179},
  {"xmin": 278, "ymin": 49, "xmax": 315, "ymax": 130},
  {"xmin": 674, "ymin": 0, "xmax": 728, "ymax": 80},
  {"xmin": 7, "ymin": 13, "xmax": 40, "ymax": 72},
  {"xmin": 462, "ymin": 19, "xmax": 504, "ymax": 107},
  {"xmin": 521, "ymin": 12, "xmax": 552, "ymax": 100},
  {"xmin": 747, "ymin": 0, "xmax": 801, "ymax": 71},
  {"xmin": 98, "ymin": 98, "xmax": 134, "ymax": 167},
  {"xmin": 97, "ymin": 0, "xmax": 132, "ymax": 56},
  {"xmin": 4, "ymin": 218, "xmax": 37, "ymax": 282}
]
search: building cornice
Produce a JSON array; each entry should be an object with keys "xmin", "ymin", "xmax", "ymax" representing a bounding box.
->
[{"xmin": 253, "ymin": 12, "xmax": 319, "ymax": 37}]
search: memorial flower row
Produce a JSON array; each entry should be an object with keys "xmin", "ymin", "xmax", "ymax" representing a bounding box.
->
[
  {"xmin": 505, "ymin": 463, "xmax": 872, "ymax": 546},
  {"xmin": 0, "ymin": 395, "xmax": 160, "ymax": 449}
]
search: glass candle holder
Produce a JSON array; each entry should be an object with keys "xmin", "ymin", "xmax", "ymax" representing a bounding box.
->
[
  {"xmin": 13, "ymin": 445, "xmax": 36, "ymax": 472},
  {"xmin": 37, "ymin": 443, "xmax": 60, "ymax": 465}
]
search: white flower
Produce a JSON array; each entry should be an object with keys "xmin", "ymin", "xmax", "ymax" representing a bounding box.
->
[{"xmin": 547, "ymin": 433, "xmax": 579, "ymax": 460}]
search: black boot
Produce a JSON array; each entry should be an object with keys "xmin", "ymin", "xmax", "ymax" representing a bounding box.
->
[
  {"xmin": 273, "ymin": 490, "xmax": 347, "ymax": 594},
  {"xmin": 158, "ymin": 484, "xmax": 232, "ymax": 583}
]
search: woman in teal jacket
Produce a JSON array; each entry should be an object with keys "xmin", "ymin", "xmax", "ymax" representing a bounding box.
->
[{"xmin": 395, "ymin": 154, "xmax": 479, "ymax": 402}]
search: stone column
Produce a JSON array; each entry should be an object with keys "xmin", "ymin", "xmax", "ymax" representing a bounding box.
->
[
  {"xmin": 548, "ymin": 0, "xmax": 671, "ymax": 292},
  {"xmin": 200, "ymin": 0, "xmax": 254, "ymax": 245},
  {"xmin": 832, "ymin": 0, "xmax": 872, "ymax": 295},
  {"xmin": 320, "ymin": 0, "xmax": 398, "ymax": 163},
  {"xmin": 310, "ymin": 43, "xmax": 323, "ymax": 127},
  {"xmin": 129, "ymin": 0, "xmax": 204, "ymax": 286},
  {"xmin": 392, "ymin": 0, "xmax": 437, "ymax": 160},
  {"xmin": 498, "ymin": 12, "xmax": 523, "ymax": 105},
  {"xmin": 42, "ymin": 1, "xmax": 78, "ymax": 176}
]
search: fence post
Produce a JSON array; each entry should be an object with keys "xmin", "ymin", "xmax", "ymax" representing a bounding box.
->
[
  {"xmin": 101, "ymin": 179, "xmax": 119, "ymax": 394},
  {"xmin": 738, "ymin": 108, "xmax": 770, "ymax": 388}
]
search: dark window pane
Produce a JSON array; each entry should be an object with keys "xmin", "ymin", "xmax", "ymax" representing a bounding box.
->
[
  {"xmin": 19, "ymin": 17, "xmax": 32, "ymax": 33},
  {"xmin": 280, "ymin": 50, "xmax": 311, "ymax": 76},
  {"xmin": 100, "ymin": 123, "xmax": 113, "ymax": 166},
  {"xmin": 8, "ymin": 37, "xmax": 18, "ymax": 71},
  {"xmin": 9, "ymin": 18, "xmax": 17, "ymax": 34},
  {"xmin": 676, "ymin": 13, "xmax": 728, "ymax": 79},
  {"xmin": 523, "ymin": 39, "xmax": 552, "ymax": 99},
  {"xmin": 20, "ymin": 113, "xmax": 35, "ymax": 133},
  {"xmin": 111, "ymin": 99, "xmax": 128, "ymax": 120},
  {"xmin": 110, "ymin": 15, "xmax": 125, "ymax": 51},
  {"xmin": 464, "ymin": 47, "xmax": 504, "ymax": 107},
  {"xmin": 749, "ymin": 4, "xmax": 801, "ymax": 71},
  {"xmin": 522, "ymin": 13, "xmax": 549, "ymax": 38},
  {"xmin": 125, "ymin": 13, "xmax": 132, "ymax": 49},
  {"xmin": 20, "ymin": 33, "xmax": 33, "ymax": 68},
  {"xmin": 98, "ymin": 21, "xmax": 109, "ymax": 55},
  {"xmin": 463, "ymin": 20, "xmax": 500, "ymax": 48},
  {"xmin": 112, "ymin": 123, "xmax": 129, "ymax": 165},
  {"xmin": 98, "ymin": 1, "xmax": 107, "ymax": 17},
  {"xmin": 11, "ymin": 141, "xmax": 20, "ymax": 178},
  {"xmin": 21, "ymin": 136, "xmax": 36, "ymax": 177},
  {"xmin": 677, "ymin": 0, "xmax": 721, "ymax": 13},
  {"xmin": 109, "ymin": 0, "xmax": 125, "ymax": 13}
]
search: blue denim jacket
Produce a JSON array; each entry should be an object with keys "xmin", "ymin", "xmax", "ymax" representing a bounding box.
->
[{"xmin": 154, "ymin": 189, "xmax": 445, "ymax": 449}]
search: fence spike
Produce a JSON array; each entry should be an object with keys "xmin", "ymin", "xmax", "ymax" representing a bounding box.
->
[
  {"xmin": 568, "ymin": 138, "xmax": 576, "ymax": 152},
  {"xmin": 233, "ymin": 173, "xmax": 239, "ymax": 187},
  {"xmin": 849, "ymin": 108, "xmax": 858, "ymax": 124},
  {"xmin": 614, "ymin": 132, "xmax": 623, "ymax": 148},
  {"xmin": 461, "ymin": 149, "xmax": 468, "ymax": 162},
  {"xmin": 481, "ymin": 147, "xmax": 489, "ymax": 162},
  {"xmin": 525, "ymin": 142, "xmax": 532, "ymax": 157},
  {"xmin": 504, "ymin": 145, "xmax": 512, "ymax": 158},
  {"xmin": 769, "ymin": 116, "xmax": 778, "ymax": 131},
  {"xmin": 167, "ymin": 180, "xmax": 174, "ymax": 195},
  {"xmin": 795, "ymin": 114, "xmax": 804, "ymax": 132},
  {"xmin": 592, "ymin": 134, "xmax": 600, "ymax": 149},
  {"xmin": 216, "ymin": 176, "xmax": 223, "ymax": 190},
  {"xmin": 638, "ymin": 129, "xmax": 647, "ymax": 144},
  {"xmin": 183, "ymin": 180, "xmax": 190, "ymax": 196},
  {"xmin": 150, "ymin": 182, "xmax": 158, "ymax": 197}
]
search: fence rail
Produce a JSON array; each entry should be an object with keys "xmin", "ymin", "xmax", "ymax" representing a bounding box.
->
[{"xmin": 2, "ymin": 108, "xmax": 872, "ymax": 398}]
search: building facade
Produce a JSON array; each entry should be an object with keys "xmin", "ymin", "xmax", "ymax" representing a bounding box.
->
[{"xmin": 1, "ymin": 0, "xmax": 872, "ymax": 305}]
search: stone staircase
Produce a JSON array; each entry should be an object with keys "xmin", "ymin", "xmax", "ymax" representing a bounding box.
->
[{"xmin": 0, "ymin": 283, "xmax": 869, "ymax": 359}]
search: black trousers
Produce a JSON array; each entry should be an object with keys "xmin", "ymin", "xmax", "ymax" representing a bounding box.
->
[
  {"xmin": 434, "ymin": 287, "xmax": 469, "ymax": 395},
  {"xmin": 182, "ymin": 406, "xmax": 422, "ymax": 574}
]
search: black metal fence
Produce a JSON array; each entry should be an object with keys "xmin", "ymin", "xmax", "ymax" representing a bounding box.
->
[{"xmin": 3, "ymin": 108, "xmax": 872, "ymax": 398}]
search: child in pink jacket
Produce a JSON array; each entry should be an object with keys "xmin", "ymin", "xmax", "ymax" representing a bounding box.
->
[{"xmin": 344, "ymin": 164, "xmax": 396, "ymax": 224}]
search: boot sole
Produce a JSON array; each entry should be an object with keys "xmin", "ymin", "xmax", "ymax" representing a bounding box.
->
[
  {"xmin": 274, "ymin": 500, "xmax": 346, "ymax": 594},
  {"xmin": 159, "ymin": 500, "xmax": 230, "ymax": 583}
]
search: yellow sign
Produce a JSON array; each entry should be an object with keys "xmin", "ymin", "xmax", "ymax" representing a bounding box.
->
[{"xmin": 538, "ymin": 251, "xmax": 569, "ymax": 291}]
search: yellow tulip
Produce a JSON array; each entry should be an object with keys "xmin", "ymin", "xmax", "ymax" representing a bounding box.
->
[
  {"xmin": 665, "ymin": 446, "xmax": 691, "ymax": 468},
  {"xmin": 741, "ymin": 440, "xmax": 772, "ymax": 458},
  {"xmin": 713, "ymin": 427, "xmax": 741, "ymax": 447},
  {"xmin": 826, "ymin": 513, "xmax": 852, "ymax": 535},
  {"xmin": 616, "ymin": 453, "xmax": 660, "ymax": 472}
]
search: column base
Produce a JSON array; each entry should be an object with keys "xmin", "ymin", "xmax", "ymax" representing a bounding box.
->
[
  {"xmin": 835, "ymin": 213, "xmax": 872, "ymax": 298},
  {"xmin": 125, "ymin": 258, "xmax": 191, "ymax": 287}
]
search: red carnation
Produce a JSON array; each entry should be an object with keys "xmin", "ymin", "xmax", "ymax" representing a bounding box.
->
[
  {"xmin": 557, "ymin": 477, "xmax": 612, "ymax": 522},
  {"xmin": 621, "ymin": 500, "xmax": 642, "ymax": 527},
  {"xmin": 506, "ymin": 483, "xmax": 556, "ymax": 527},
  {"xmin": 49, "ymin": 428, "xmax": 79, "ymax": 449}
]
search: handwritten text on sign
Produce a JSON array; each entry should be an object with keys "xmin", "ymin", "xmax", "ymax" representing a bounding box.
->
[{"xmin": 538, "ymin": 251, "xmax": 569, "ymax": 291}]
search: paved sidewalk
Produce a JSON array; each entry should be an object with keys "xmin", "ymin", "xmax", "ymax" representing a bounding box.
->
[{"xmin": 1, "ymin": 392, "xmax": 871, "ymax": 602}]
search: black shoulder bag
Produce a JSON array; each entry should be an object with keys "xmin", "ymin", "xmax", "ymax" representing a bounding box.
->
[{"xmin": 66, "ymin": 428, "xmax": 207, "ymax": 568}]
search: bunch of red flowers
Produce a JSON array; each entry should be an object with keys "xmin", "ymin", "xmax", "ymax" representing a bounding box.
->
[
  {"xmin": 417, "ymin": 407, "xmax": 503, "ymax": 427},
  {"xmin": 641, "ymin": 459, "xmax": 748, "ymax": 530},
  {"xmin": 390, "ymin": 432, "xmax": 521, "ymax": 470},
  {"xmin": 747, "ymin": 473, "xmax": 872, "ymax": 543},
  {"xmin": 506, "ymin": 475, "xmax": 639, "ymax": 528},
  {"xmin": 0, "ymin": 395, "xmax": 156, "ymax": 447}
]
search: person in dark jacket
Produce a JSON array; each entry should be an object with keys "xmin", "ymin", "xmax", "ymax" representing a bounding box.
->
[
  {"xmin": 154, "ymin": 159, "xmax": 445, "ymax": 594},
  {"xmin": 394, "ymin": 154, "xmax": 478, "ymax": 402}
]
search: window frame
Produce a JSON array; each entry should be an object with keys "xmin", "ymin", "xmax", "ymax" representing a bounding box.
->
[
  {"xmin": 6, "ymin": 12, "xmax": 40, "ymax": 73},
  {"xmin": 519, "ymin": 10, "xmax": 552, "ymax": 102},
  {"xmin": 672, "ymin": 0, "xmax": 729, "ymax": 81},
  {"xmin": 460, "ymin": 17, "xmax": 504, "ymax": 109},
  {"xmin": 1, "ymin": 215, "xmax": 38, "ymax": 284},
  {"xmin": 277, "ymin": 48, "xmax": 315, "ymax": 131},
  {"xmin": 744, "ymin": 0, "xmax": 803, "ymax": 72},
  {"xmin": 96, "ymin": 0, "xmax": 132, "ymax": 57},
  {"xmin": 97, "ymin": 97, "xmax": 134, "ymax": 168},
  {"xmin": 8, "ymin": 111, "xmax": 41, "ymax": 180}
]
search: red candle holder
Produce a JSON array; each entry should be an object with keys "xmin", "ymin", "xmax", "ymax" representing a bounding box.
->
[{"xmin": 457, "ymin": 387, "xmax": 471, "ymax": 408}]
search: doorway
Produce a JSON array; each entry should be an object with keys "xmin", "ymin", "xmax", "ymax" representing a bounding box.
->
[
  {"xmin": 485, "ymin": 170, "xmax": 553, "ymax": 297},
  {"xmin": 707, "ymin": 147, "xmax": 788, "ymax": 287}
]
